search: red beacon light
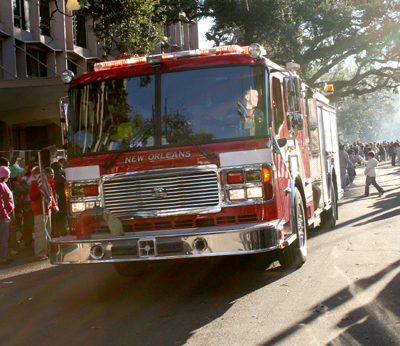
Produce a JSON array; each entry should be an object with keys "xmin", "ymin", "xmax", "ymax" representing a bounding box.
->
[
  {"xmin": 93, "ymin": 44, "xmax": 264, "ymax": 72},
  {"xmin": 94, "ymin": 57, "xmax": 146, "ymax": 72}
]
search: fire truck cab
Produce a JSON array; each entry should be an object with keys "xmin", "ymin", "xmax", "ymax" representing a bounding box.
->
[{"xmin": 52, "ymin": 44, "xmax": 341, "ymax": 276}]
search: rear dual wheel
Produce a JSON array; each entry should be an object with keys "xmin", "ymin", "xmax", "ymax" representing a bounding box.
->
[{"xmin": 321, "ymin": 183, "xmax": 337, "ymax": 228}]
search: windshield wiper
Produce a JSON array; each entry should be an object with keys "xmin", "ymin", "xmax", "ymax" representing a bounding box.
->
[
  {"xmin": 101, "ymin": 124, "xmax": 154, "ymax": 170},
  {"xmin": 176, "ymin": 128, "xmax": 218, "ymax": 162}
]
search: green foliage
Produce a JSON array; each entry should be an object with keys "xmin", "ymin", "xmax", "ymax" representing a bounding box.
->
[
  {"xmin": 201, "ymin": 0, "xmax": 400, "ymax": 101},
  {"xmin": 48, "ymin": 0, "xmax": 400, "ymax": 100},
  {"xmin": 81, "ymin": 0, "xmax": 166, "ymax": 57},
  {"xmin": 334, "ymin": 91, "xmax": 400, "ymax": 142}
]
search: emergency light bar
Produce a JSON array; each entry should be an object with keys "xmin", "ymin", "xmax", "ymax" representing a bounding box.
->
[{"xmin": 94, "ymin": 45, "xmax": 252, "ymax": 72}]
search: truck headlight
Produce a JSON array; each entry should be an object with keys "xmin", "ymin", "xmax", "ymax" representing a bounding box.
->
[
  {"xmin": 86, "ymin": 201, "xmax": 96, "ymax": 209},
  {"xmin": 229, "ymin": 189, "xmax": 245, "ymax": 200},
  {"xmin": 247, "ymin": 187, "xmax": 263, "ymax": 198},
  {"xmin": 71, "ymin": 202, "xmax": 85, "ymax": 213}
]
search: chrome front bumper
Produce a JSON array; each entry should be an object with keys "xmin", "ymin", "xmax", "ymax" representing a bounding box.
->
[{"xmin": 50, "ymin": 221, "xmax": 280, "ymax": 264}]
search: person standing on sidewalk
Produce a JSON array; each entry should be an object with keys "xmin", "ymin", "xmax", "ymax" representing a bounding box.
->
[
  {"xmin": 396, "ymin": 143, "xmax": 400, "ymax": 165},
  {"xmin": 358, "ymin": 151, "xmax": 385, "ymax": 197},
  {"xmin": 0, "ymin": 167, "xmax": 14, "ymax": 265},
  {"xmin": 388, "ymin": 142, "xmax": 398, "ymax": 166},
  {"xmin": 348, "ymin": 149, "xmax": 361, "ymax": 186},
  {"xmin": 339, "ymin": 144, "xmax": 353, "ymax": 191}
]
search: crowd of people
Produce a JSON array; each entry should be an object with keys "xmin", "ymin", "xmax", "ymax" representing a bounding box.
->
[
  {"xmin": 339, "ymin": 140, "xmax": 400, "ymax": 197},
  {"xmin": 0, "ymin": 145, "xmax": 67, "ymax": 265}
]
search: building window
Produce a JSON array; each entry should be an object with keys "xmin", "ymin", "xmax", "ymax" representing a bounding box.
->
[
  {"xmin": 13, "ymin": 0, "xmax": 30, "ymax": 31},
  {"xmin": 73, "ymin": 13, "xmax": 87, "ymax": 48},
  {"xmin": 26, "ymin": 49, "xmax": 47, "ymax": 78},
  {"xmin": 67, "ymin": 60, "xmax": 78, "ymax": 75},
  {"xmin": 40, "ymin": 2, "xmax": 51, "ymax": 36},
  {"xmin": 13, "ymin": 0, "xmax": 25, "ymax": 29},
  {"xmin": 87, "ymin": 63, "xmax": 94, "ymax": 73}
]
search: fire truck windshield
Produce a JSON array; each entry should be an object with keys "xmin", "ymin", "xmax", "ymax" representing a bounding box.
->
[{"xmin": 67, "ymin": 65, "xmax": 269, "ymax": 156}]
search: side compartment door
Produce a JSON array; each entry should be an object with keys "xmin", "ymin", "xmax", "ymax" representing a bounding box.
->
[
  {"xmin": 318, "ymin": 104, "xmax": 339, "ymax": 206},
  {"xmin": 307, "ymin": 99, "xmax": 326, "ymax": 210}
]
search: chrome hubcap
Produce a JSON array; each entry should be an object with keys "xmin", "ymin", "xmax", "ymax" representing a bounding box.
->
[{"xmin": 297, "ymin": 202, "xmax": 306, "ymax": 255}]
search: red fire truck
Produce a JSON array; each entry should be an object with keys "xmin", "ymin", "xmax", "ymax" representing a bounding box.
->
[{"xmin": 53, "ymin": 43, "xmax": 342, "ymax": 275}]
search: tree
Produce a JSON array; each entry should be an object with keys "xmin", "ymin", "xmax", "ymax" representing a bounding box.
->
[
  {"xmin": 46, "ymin": 0, "xmax": 400, "ymax": 101},
  {"xmin": 201, "ymin": 0, "xmax": 400, "ymax": 101},
  {"xmin": 85, "ymin": 0, "xmax": 167, "ymax": 57},
  {"xmin": 44, "ymin": 0, "xmax": 167, "ymax": 57},
  {"xmin": 334, "ymin": 91, "xmax": 400, "ymax": 142}
]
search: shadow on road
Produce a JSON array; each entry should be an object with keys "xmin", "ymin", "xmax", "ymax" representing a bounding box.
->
[
  {"xmin": 260, "ymin": 259, "xmax": 400, "ymax": 345},
  {"xmin": 0, "ymin": 255, "xmax": 292, "ymax": 346}
]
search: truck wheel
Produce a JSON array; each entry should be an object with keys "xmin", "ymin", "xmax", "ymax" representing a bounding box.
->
[
  {"xmin": 278, "ymin": 188, "xmax": 307, "ymax": 269},
  {"xmin": 321, "ymin": 184, "xmax": 337, "ymax": 228},
  {"xmin": 113, "ymin": 262, "xmax": 147, "ymax": 277}
]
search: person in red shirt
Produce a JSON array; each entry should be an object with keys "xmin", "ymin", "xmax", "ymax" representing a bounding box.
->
[
  {"xmin": 0, "ymin": 166, "xmax": 14, "ymax": 265},
  {"xmin": 29, "ymin": 167, "xmax": 58, "ymax": 261}
]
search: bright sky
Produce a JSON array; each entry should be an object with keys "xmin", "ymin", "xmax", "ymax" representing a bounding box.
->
[{"xmin": 198, "ymin": 17, "xmax": 214, "ymax": 49}]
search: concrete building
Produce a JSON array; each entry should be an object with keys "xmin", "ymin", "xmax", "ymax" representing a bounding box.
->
[{"xmin": 0, "ymin": 0, "xmax": 198, "ymax": 154}]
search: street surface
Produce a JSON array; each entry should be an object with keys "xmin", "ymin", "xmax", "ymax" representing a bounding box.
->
[{"xmin": 1, "ymin": 160, "xmax": 400, "ymax": 346}]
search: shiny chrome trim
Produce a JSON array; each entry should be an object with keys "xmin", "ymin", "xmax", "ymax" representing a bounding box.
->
[
  {"xmin": 50, "ymin": 220, "xmax": 280, "ymax": 264},
  {"xmin": 67, "ymin": 179, "xmax": 102, "ymax": 218},
  {"xmin": 66, "ymin": 163, "xmax": 277, "ymax": 220},
  {"xmin": 101, "ymin": 164, "xmax": 221, "ymax": 219},
  {"xmin": 220, "ymin": 163, "xmax": 275, "ymax": 207},
  {"xmin": 90, "ymin": 245, "xmax": 106, "ymax": 260},
  {"xmin": 284, "ymin": 234, "xmax": 297, "ymax": 246},
  {"xmin": 193, "ymin": 237, "xmax": 208, "ymax": 253},
  {"xmin": 138, "ymin": 238, "xmax": 157, "ymax": 257}
]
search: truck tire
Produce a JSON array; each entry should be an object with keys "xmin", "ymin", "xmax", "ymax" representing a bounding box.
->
[
  {"xmin": 321, "ymin": 184, "xmax": 337, "ymax": 228},
  {"xmin": 278, "ymin": 188, "xmax": 307, "ymax": 269},
  {"xmin": 113, "ymin": 261, "xmax": 148, "ymax": 277}
]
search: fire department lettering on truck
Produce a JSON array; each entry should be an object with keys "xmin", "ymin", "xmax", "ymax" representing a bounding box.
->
[{"xmin": 125, "ymin": 150, "xmax": 191, "ymax": 163}]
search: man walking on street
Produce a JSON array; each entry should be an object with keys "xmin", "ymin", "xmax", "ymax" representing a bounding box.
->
[{"xmin": 358, "ymin": 151, "xmax": 385, "ymax": 197}]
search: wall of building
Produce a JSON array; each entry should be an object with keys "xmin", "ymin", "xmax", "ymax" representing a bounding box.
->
[{"xmin": 0, "ymin": 0, "xmax": 198, "ymax": 152}]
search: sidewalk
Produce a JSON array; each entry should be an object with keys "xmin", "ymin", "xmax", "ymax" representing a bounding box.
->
[{"xmin": 5, "ymin": 242, "xmax": 38, "ymax": 266}]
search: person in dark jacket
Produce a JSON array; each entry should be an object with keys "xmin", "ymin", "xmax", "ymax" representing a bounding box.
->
[
  {"xmin": 388, "ymin": 142, "xmax": 398, "ymax": 166},
  {"xmin": 38, "ymin": 145, "xmax": 58, "ymax": 168}
]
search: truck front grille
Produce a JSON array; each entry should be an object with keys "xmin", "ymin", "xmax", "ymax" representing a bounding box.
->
[{"xmin": 102, "ymin": 166, "xmax": 221, "ymax": 219}]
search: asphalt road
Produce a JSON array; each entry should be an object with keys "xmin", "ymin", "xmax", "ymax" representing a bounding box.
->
[{"xmin": 1, "ymin": 160, "xmax": 400, "ymax": 346}]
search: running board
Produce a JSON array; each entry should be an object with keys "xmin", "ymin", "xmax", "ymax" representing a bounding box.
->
[{"xmin": 308, "ymin": 213, "xmax": 322, "ymax": 228}]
